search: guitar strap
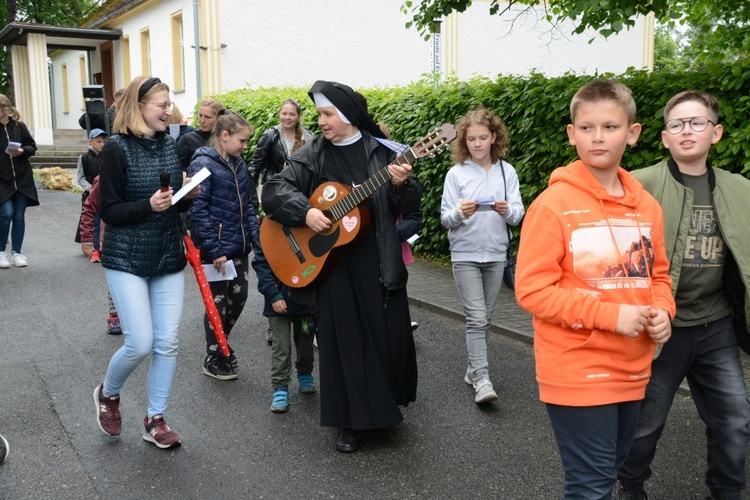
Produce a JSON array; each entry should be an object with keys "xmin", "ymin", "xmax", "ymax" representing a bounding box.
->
[{"xmin": 374, "ymin": 137, "xmax": 409, "ymax": 155}]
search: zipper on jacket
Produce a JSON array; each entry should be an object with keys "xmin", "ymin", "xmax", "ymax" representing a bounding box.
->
[
  {"xmin": 218, "ymin": 222, "xmax": 223, "ymax": 241},
  {"xmin": 4, "ymin": 125, "xmax": 18, "ymax": 190}
]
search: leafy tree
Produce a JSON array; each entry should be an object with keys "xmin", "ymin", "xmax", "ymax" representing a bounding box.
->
[
  {"xmin": 1, "ymin": 0, "xmax": 99, "ymax": 97},
  {"xmin": 653, "ymin": 25, "xmax": 685, "ymax": 73},
  {"xmin": 401, "ymin": 0, "xmax": 748, "ymax": 67}
]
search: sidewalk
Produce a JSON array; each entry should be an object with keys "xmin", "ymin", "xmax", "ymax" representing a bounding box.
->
[{"xmin": 406, "ymin": 259, "xmax": 533, "ymax": 345}]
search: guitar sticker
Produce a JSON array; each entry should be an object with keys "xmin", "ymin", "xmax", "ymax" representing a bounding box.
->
[
  {"xmin": 323, "ymin": 185, "xmax": 337, "ymax": 201},
  {"xmin": 342, "ymin": 216, "xmax": 358, "ymax": 232}
]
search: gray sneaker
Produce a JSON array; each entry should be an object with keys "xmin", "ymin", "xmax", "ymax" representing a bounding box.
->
[
  {"xmin": 474, "ymin": 378, "xmax": 498, "ymax": 404},
  {"xmin": 0, "ymin": 251, "xmax": 9, "ymax": 269}
]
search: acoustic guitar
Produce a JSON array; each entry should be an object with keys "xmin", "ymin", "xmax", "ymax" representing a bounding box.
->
[{"xmin": 259, "ymin": 124, "xmax": 456, "ymax": 288}]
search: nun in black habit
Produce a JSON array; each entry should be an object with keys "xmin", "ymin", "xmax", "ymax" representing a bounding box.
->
[{"xmin": 261, "ymin": 81, "xmax": 421, "ymax": 452}]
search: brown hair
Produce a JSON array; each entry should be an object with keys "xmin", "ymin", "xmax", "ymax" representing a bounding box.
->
[
  {"xmin": 208, "ymin": 110, "xmax": 254, "ymax": 148},
  {"xmin": 112, "ymin": 76, "xmax": 171, "ymax": 137},
  {"xmin": 570, "ymin": 79, "xmax": 636, "ymax": 124},
  {"xmin": 663, "ymin": 90, "xmax": 719, "ymax": 123},
  {"xmin": 0, "ymin": 94, "xmax": 21, "ymax": 121},
  {"xmin": 451, "ymin": 108, "xmax": 510, "ymax": 164},
  {"xmin": 280, "ymin": 99, "xmax": 306, "ymax": 153}
]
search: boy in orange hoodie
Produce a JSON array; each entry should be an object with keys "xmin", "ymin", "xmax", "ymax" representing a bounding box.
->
[{"xmin": 515, "ymin": 79, "xmax": 676, "ymax": 499}]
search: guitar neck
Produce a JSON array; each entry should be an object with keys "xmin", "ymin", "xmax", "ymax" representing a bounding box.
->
[{"xmin": 326, "ymin": 147, "xmax": 416, "ymax": 222}]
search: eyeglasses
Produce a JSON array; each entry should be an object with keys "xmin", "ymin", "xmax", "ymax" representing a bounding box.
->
[
  {"xmin": 145, "ymin": 101, "xmax": 174, "ymax": 111},
  {"xmin": 0, "ymin": 104, "xmax": 11, "ymax": 109},
  {"xmin": 665, "ymin": 116, "xmax": 715, "ymax": 135}
]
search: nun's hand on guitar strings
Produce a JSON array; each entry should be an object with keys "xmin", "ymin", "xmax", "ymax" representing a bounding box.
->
[
  {"xmin": 388, "ymin": 161, "xmax": 412, "ymax": 187},
  {"xmin": 306, "ymin": 207, "xmax": 332, "ymax": 233}
]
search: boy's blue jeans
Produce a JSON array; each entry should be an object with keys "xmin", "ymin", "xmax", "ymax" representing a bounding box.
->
[
  {"xmin": 547, "ymin": 400, "xmax": 641, "ymax": 500},
  {"xmin": 618, "ymin": 316, "xmax": 750, "ymax": 499},
  {"xmin": 103, "ymin": 269, "xmax": 184, "ymax": 417},
  {"xmin": 0, "ymin": 191, "xmax": 29, "ymax": 253},
  {"xmin": 452, "ymin": 260, "xmax": 505, "ymax": 382}
]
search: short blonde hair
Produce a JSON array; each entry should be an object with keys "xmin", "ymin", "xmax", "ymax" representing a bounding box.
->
[
  {"xmin": 198, "ymin": 98, "xmax": 224, "ymax": 117},
  {"xmin": 169, "ymin": 103, "xmax": 186, "ymax": 125},
  {"xmin": 570, "ymin": 79, "xmax": 636, "ymax": 124},
  {"xmin": 112, "ymin": 76, "xmax": 171, "ymax": 137}
]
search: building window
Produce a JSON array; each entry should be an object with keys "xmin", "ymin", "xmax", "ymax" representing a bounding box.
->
[
  {"xmin": 122, "ymin": 35, "xmax": 131, "ymax": 84},
  {"xmin": 140, "ymin": 28, "xmax": 151, "ymax": 76},
  {"xmin": 171, "ymin": 11, "xmax": 185, "ymax": 91},
  {"xmin": 79, "ymin": 55, "xmax": 87, "ymax": 110},
  {"xmin": 62, "ymin": 64, "xmax": 69, "ymax": 113}
]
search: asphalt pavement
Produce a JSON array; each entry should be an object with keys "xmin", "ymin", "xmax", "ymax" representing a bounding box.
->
[{"xmin": 0, "ymin": 187, "xmax": 748, "ymax": 499}]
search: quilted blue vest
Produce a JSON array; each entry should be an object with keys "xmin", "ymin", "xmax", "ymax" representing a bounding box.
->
[{"xmin": 101, "ymin": 134, "xmax": 186, "ymax": 277}]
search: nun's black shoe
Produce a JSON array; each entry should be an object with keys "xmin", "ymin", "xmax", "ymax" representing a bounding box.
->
[{"xmin": 335, "ymin": 428, "xmax": 357, "ymax": 453}]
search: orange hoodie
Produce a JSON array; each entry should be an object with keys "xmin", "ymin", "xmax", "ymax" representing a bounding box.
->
[{"xmin": 515, "ymin": 160, "xmax": 675, "ymax": 407}]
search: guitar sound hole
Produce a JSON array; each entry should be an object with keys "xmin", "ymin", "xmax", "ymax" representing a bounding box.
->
[{"xmin": 309, "ymin": 227, "xmax": 340, "ymax": 257}]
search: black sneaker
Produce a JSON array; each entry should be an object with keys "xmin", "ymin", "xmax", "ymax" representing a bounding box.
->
[
  {"xmin": 266, "ymin": 325, "xmax": 273, "ymax": 346},
  {"xmin": 228, "ymin": 346, "xmax": 237, "ymax": 369},
  {"xmin": 202, "ymin": 354, "xmax": 237, "ymax": 380},
  {"xmin": 613, "ymin": 482, "xmax": 648, "ymax": 500}
]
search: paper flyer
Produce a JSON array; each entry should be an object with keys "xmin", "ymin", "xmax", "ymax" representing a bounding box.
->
[
  {"xmin": 202, "ymin": 259, "xmax": 237, "ymax": 282},
  {"xmin": 172, "ymin": 167, "xmax": 210, "ymax": 204}
]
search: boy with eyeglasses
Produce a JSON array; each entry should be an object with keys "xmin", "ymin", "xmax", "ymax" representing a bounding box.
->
[{"xmin": 616, "ymin": 91, "xmax": 750, "ymax": 500}]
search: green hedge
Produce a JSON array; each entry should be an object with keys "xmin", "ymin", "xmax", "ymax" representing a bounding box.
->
[{"xmin": 209, "ymin": 60, "xmax": 750, "ymax": 261}]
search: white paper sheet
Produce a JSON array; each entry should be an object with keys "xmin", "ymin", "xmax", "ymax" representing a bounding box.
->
[
  {"xmin": 169, "ymin": 124, "xmax": 180, "ymax": 139},
  {"xmin": 475, "ymin": 195, "xmax": 495, "ymax": 211},
  {"xmin": 5, "ymin": 141, "xmax": 21, "ymax": 155},
  {"xmin": 202, "ymin": 259, "xmax": 237, "ymax": 282},
  {"xmin": 172, "ymin": 167, "xmax": 211, "ymax": 205}
]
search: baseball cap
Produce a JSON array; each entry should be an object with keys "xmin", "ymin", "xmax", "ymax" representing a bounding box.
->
[{"xmin": 88, "ymin": 128, "xmax": 108, "ymax": 139}]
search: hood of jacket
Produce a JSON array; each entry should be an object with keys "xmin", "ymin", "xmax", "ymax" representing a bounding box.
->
[{"xmin": 548, "ymin": 160, "xmax": 645, "ymax": 209}]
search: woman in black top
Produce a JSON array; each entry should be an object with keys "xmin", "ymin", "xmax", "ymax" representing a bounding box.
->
[
  {"xmin": 0, "ymin": 94, "xmax": 37, "ymax": 268},
  {"xmin": 94, "ymin": 76, "xmax": 199, "ymax": 450}
]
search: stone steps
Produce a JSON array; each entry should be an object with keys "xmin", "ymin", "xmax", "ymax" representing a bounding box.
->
[{"xmin": 34, "ymin": 129, "xmax": 90, "ymax": 169}]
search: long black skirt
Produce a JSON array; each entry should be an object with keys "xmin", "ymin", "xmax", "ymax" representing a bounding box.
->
[{"xmin": 317, "ymin": 233, "xmax": 417, "ymax": 430}]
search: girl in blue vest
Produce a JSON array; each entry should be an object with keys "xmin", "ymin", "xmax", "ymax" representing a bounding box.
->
[{"xmin": 94, "ymin": 76, "xmax": 200, "ymax": 449}]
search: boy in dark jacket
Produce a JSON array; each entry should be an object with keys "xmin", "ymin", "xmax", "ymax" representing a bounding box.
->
[{"xmin": 251, "ymin": 231, "xmax": 316, "ymax": 413}]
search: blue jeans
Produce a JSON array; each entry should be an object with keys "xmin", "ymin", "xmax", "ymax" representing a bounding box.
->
[
  {"xmin": 452, "ymin": 261, "xmax": 505, "ymax": 382},
  {"xmin": 547, "ymin": 401, "xmax": 641, "ymax": 500},
  {"xmin": 618, "ymin": 316, "xmax": 750, "ymax": 499},
  {"xmin": 0, "ymin": 192, "xmax": 29, "ymax": 253},
  {"xmin": 103, "ymin": 269, "xmax": 184, "ymax": 417}
]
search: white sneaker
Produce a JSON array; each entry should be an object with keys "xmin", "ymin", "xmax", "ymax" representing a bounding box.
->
[
  {"xmin": 0, "ymin": 251, "xmax": 9, "ymax": 269},
  {"xmin": 11, "ymin": 251, "xmax": 27, "ymax": 267},
  {"xmin": 474, "ymin": 378, "xmax": 498, "ymax": 404}
]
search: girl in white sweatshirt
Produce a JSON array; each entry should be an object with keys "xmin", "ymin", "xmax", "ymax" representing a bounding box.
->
[{"xmin": 440, "ymin": 108, "xmax": 524, "ymax": 405}]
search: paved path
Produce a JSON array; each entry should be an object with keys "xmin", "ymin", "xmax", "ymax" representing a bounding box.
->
[
  {"xmin": 406, "ymin": 259, "xmax": 750, "ymax": 395},
  {"xmin": 1, "ymin": 187, "xmax": 749, "ymax": 499}
]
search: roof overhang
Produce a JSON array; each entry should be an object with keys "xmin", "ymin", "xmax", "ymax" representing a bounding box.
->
[{"xmin": 0, "ymin": 22, "xmax": 122, "ymax": 51}]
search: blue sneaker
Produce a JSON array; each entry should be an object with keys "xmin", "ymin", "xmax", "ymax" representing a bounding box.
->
[
  {"xmin": 271, "ymin": 386, "xmax": 288, "ymax": 413},
  {"xmin": 298, "ymin": 374, "xmax": 316, "ymax": 394}
]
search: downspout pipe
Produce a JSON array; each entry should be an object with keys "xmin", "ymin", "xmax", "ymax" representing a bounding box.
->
[{"xmin": 193, "ymin": 0, "xmax": 201, "ymax": 99}]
